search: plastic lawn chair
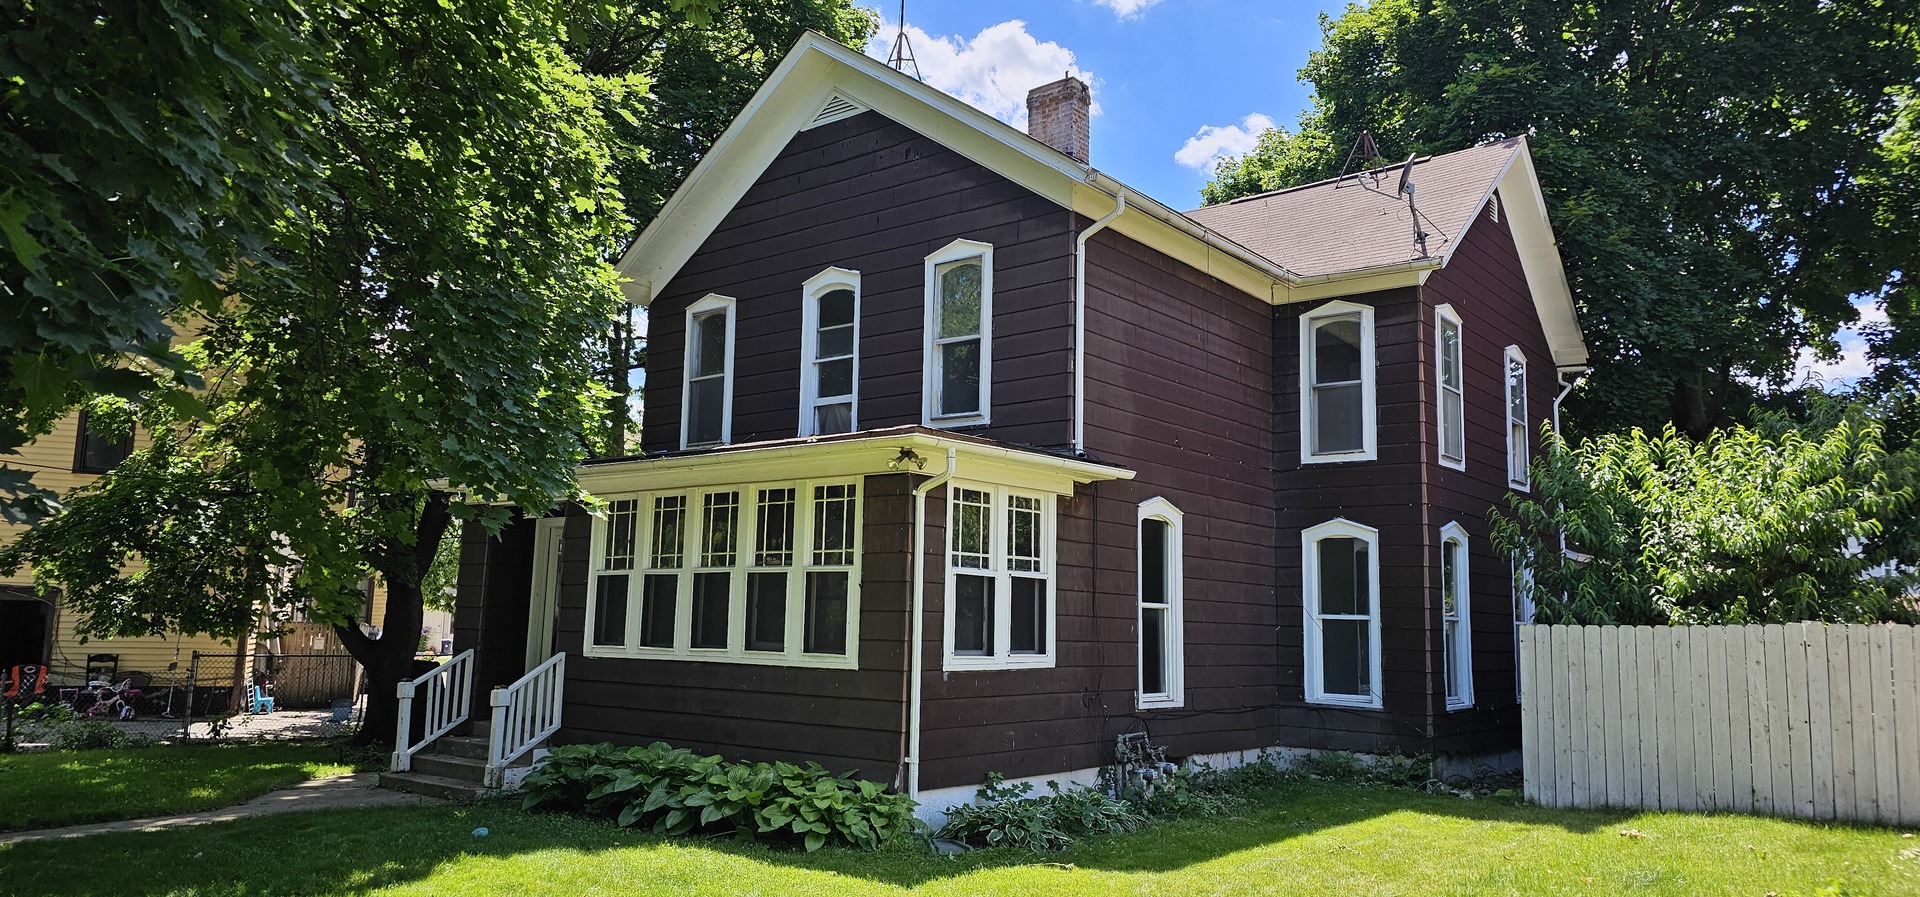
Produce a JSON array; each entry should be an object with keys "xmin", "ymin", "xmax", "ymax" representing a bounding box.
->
[{"xmin": 248, "ymin": 684, "xmax": 276, "ymax": 714}]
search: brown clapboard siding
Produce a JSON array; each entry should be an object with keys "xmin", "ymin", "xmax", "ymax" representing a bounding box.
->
[
  {"xmin": 1417, "ymin": 191, "xmax": 1559, "ymax": 757},
  {"xmin": 644, "ymin": 111, "xmax": 1074, "ymax": 455}
]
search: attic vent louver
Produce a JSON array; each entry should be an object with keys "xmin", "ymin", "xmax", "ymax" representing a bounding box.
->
[
  {"xmin": 1485, "ymin": 195, "xmax": 1500, "ymax": 223},
  {"xmin": 805, "ymin": 93, "xmax": 867, "ymax": 130}
]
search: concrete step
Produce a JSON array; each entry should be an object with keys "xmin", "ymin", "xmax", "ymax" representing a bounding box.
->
[
  {"xmin": 467, "ymin": 719, "xmax": 490, "ymax": 738},
  {"xmin": 378, "ymin": 771, "xmax": 483, "ymax": 801},
  {"xmin": 411, "ymin": 752, "xmax": 486, "ymax": 783},
  {"xmin": 434, "ymin": 736, "xmax": 489, "ymax": 760}
]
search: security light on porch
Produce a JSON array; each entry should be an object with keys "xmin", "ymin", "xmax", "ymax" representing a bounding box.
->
[{"xmin": 889, "ymin": 448, "xmax": 927, "ymax": 471}]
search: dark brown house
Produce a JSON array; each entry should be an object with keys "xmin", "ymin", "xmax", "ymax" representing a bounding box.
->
[{"xmin": 450, "ymin": 33, "xmax": 1589, "ymax": 811}]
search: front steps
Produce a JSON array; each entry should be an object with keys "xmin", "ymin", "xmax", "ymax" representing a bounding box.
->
[{"xmin": 378, "ymin": 720, "xmax": 538, "ymax": 800}]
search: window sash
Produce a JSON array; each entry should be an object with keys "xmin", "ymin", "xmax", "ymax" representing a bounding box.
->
[
  {"xmin": 1441, "ymin": 528, "xmax": 1472, "ymax": 709},
  {"xmin": 945, "ymin": 484, "xmax": 1052, "ymax": 668},
  {"xmin": 1505, "ymin": 350, "xmax": 1529, "ymax": 488},
  {"xmin": 1304, "ymin": 521, "xmax": 1380, "ymax": 707},
  {"xmin": 923, "ymin": 243, "xmax": 992, "ymax": 426},
  {"xmin": 1301, "ymin": 304, "xmax": 1374, "ymax": 462},
  {"xmin": 801, "ymin": 277, "xmax": 859, "ymax": 437},
  {"xmin": 1137, "ymin": 507, "xmax": 1182, "ymax": 708},
  {"xmin": 1438, "ymin": 312, "xmax": 1465, "ymax": 466}
]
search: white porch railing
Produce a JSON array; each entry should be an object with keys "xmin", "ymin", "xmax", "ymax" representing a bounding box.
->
[
  {"xmin": 391, "ymin": 649, "xmax": 474, "ymax": 773},
  {"xmin": 485, "ymin": 652, "xmax": 565, "ymax": 789}
]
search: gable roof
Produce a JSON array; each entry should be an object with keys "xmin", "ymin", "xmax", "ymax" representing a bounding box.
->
[{"xmin": 617, "ymin": 32, "xmax": 1587, "ymax": 368}]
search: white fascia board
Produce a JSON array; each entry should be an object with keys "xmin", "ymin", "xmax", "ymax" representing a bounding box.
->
[
  {"xmin": 578, "ymin": 431, "xmax": 1133, "ymax": 497},
  {"xmin": 1493, "ymin": 140, "xmax": 1589, "ymax": 368}
]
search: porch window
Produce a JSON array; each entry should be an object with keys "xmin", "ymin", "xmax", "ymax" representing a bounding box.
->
[
  {"xmin": 1299, "ymin": 301, "xmax": 1376, "ymax": 463},
  {"xmin": 590, "ymin": 499, "xmax": 639, "ymax": 648},
  {"xmin": 924, "ymin": 239, "xmax": 992, "ymax": 427},
  {"xmin": 1436, "ymin": 305, "xmax": 1465, "ymax": 470},
  {"xmin": 800, "ymin": 268, "xmax": 859, "ymax": 436},
  {"xmin": 946, "ymin": 482, "xmax": 1053, "ymax": 669},
  {"xmin": 1506, "ymin": 347, "xmax": 1529, "ymax": 490},
  {"xmin": 681, "ymin": 294, "xmax": 736, "ymax": 449},
  {"xmin": 585, "ymin": 478, "xmax": 860, "ymax": 669},
  {"xmin": 1303, "ymin": 519, "xmax": 1380, "ymax": 708},
  {"xmin": 1441, "ymin": 521, "xmax": 1473, "ymax": 710},
  {"xmin": 1137, "ymin": 497, "xmax": 1184, "ymax": 709}
]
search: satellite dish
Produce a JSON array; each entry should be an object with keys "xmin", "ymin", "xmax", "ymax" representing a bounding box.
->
[{"xmin": 1396, "ymin": 153, "xmax": 1417, "ymax": 195}]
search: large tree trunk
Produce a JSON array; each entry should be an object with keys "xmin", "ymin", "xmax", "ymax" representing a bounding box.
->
[{"xmin": 336, "ymin": 491, "xmax": 452, "ymax": 748}]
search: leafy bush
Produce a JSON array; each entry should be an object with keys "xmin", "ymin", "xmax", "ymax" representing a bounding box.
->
[
  {"xmin": 50, "ymin": 719, "xmax": 130, "ymax": 751},
  {"xmin": 936, "ymin": 773, "xmax": 1144, "ymax": 852},
  {"xmin": 519, "ymin": 742, "xmax": 916, "ymax": 852}
]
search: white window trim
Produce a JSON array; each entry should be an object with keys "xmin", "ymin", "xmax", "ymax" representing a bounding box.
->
[
  {"xmin": 680, "ymin": 293, "xmax": 737, "ymax": 450},
  {"xmin": 1302, "ymin": 518, "xmax": 1382, "ymax": 709},
  {"xmin": 942, "ymin": 481, "xmax": 1054, "ymax": 670},
  {"xmin": 1505, "ymin": 345, "xmax": 1530, "ymax": 491},
  {"xmin": 1137, "ymin": 497, "xmax": 1185, "ymax": 709},
  {"xmin": 1513, "ymin": 562, "xmax": 1535, "ymax": 703},
  {"xmin": 581, "ymin": 479, "xmax": 862, "ymax": 670},
  {"xmin": 922, "ymin": 238, "xmax": 993, "ymax": 428},
  {"xmin": 1436, "ymin": 303, "xmax": 1466, "ymax": 472},
  {"xmin": 1440, "ymin": 520, "xmax": 1473, "ymax": 711},
  {"xmin": 799, "ymin": 267, "xmax": 861, "ymax": 437},
  {"xmin": 1298, "ymin": 300, "xmax": 1377, "ymax": 464}
]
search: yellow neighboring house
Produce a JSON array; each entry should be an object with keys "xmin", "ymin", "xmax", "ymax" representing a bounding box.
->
[{"xmin": 0, "ymin": 412, "xmax": 237, "ymax": 686}]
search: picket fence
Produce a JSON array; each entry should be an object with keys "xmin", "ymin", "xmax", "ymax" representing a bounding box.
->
[{"xmin": 1518, "ymin": 623, "xmax": 1920, "ymax": 825}]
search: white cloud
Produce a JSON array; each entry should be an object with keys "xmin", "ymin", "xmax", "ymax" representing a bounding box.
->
[
  {"xmin": 1089, "ymin": 0, "xmax": 1166, "ymax": 19},
  {"xmin": 1174, "ymin": 113, "xmax": 1277, "ymax": 172},
  {"xmin": 866, "ymin": 19, "xmax": 1094, "ymax": 129},
  {"xmin": 1789, "ymin": 301, "xmax": 1888, "ymax": 390}
]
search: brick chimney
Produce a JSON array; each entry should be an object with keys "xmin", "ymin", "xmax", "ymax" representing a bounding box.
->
[{"xmin": 1026, "ymin": 76, "xmax": 1090, "ymax": 163}]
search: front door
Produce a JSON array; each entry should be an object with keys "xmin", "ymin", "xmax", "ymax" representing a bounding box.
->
[{"xmin": 524, "ymin": 518, "xmax": 565, "ymax": 672}]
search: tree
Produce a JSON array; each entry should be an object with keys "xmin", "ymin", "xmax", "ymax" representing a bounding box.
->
[
  {"xmin": 3, "ymin": 0, "xmax": 633, "ymax": 744},
  {"xmin": 1204, "ymin": 0, "xmax": 1920, "ymax": 438},
  {"xmin": 1491, "ymin": 408, "xmax": 1919, "ymax": 626},
  {"xmin": 0, "ymin": 0, "xmax": 334, "ymax": 522}
]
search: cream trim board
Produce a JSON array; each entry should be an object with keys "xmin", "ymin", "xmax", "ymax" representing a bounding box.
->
[
  {"xmin": 1136, "ymin": 496, "xmax": 1185, "ymax": 709},
  {"xmin": 1302, "ymin": 518, "xmax": 1382, "ymax": 709},
  {"xmin": 525, "ymin": 518, "xmax": 565, "ymax": 671},
  {"xmin": 1440, "ymin": 521, "xmax": 1473, "ymax": 711},
  {"xmin": 1435, "ymin": 303, "xmax": 1466, "ymax": 472},
  {"xmin": 923, "ymin": 239, "xmax": 993, "ymax": 429},
  {"xmin": 1299, "ymin": 300, "xmax": 1378, "ymax": 465},
  {"xmin": 942, "ymin": 481, "xmax": 1056, "ymax": 671},
  {"xmin": 799, "ymin": 267, "xmax": 861, "ymax": 438},
  {"xmin": 680, "ymin": 293, "xmax": 737, "ymax": 450}
]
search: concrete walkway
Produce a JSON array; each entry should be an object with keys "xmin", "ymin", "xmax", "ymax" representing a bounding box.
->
[{"xmin": 0, "ymin": 772, "xmax": 442, "ymax": 845}]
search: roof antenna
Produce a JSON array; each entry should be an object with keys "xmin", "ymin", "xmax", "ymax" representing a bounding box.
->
[
  {"xmin": 1396, "ymin": 153, "xmax": 1430, "ymax": 257},
  {"xmin": 886, "ymin": 0, "xmax": 922, "ymax": 80},
  {"xmin": 1336, "ymin": 130, "xmax": 1381, "ymax": 186}
]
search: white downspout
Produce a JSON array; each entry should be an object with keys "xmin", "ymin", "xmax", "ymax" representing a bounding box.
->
[
  {"xmin": 1551, "ymin": 366, "xmax": 1590, "ymax": 561},
  {"xmin": 906, "ymin": 447, "xmax": 957, "ymax": 801},
  {"xmin": 1074, "ymin": 192, "xmax": 1127, "ymax": 455}
]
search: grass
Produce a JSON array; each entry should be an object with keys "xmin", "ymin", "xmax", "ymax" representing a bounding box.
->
[
  {"xmin": 1, "ymin": 780, "xmax": 1915, "ymax": 896},
  {"xmin": 0, "ymin": 742, "xmax": 353, "ymax": 832}
]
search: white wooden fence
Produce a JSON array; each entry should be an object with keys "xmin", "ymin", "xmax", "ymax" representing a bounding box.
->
[{"xmin": 1519, "ymin": 624, "xmax": 1920, "ymax": 825}]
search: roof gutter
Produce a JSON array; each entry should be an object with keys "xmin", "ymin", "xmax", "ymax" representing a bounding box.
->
[{"xmin": 1083, "ymin": 170, "xmax": 1296, "ymax": 288}]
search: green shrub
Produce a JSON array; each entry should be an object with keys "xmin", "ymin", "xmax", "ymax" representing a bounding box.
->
[
  {"xmin": 50, "ymin": 720, "xmax": 130, "ymax": 751},
  {"xmin": 936, "ymin": 773, "xmax": 1144, "ymax": 853},
  {"xmin": 519, "ymin": 742, "xmax": 916, "ymax": 852}
]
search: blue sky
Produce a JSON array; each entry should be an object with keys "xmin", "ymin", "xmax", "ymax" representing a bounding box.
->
[{"xmin": 860, "ymin": 0, "xmax": 1347, "ymax": 210}]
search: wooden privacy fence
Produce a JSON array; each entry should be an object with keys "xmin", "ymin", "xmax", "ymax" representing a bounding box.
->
[{"xmin": 1519, "ymin": 624, "xmax": 1920, "ymax": 825}]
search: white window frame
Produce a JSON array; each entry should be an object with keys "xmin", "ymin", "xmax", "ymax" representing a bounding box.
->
[
  {"xmin": 1137, "ymin": 497, "xmax": 1185, "ymax": 709},
  {"xmin": 942, "ymin": 481, "xmax": 1054, "ymax": 670},
  {"xmin": 1436, "ymin": 303, "xmax": 1466, "ymax": 471},
  {"xmin": 581, "ymin": 478, "xmax": 862, "ymax": 670},
  {"xmin": 680, "ymin": 293, "xmax": 737, "ymax": 450},
  {"xmin": 922, "ymin": 239, "xmax": 993, "ymax": 428},
  {"xmin": 799, "ymin": 268, "xmax": 860, "ymax": 437},
  {"xmin": 1302, "ymin": 518, "xmax": 1382, "ymax": 708},
  {"xmin": 1299, "ymin": 300, "xmax": 1377, "ymax": 464},
  {"xmin": 1440, "ymin": 520, "xmax": 1473, "ymax": 711},
  {"xmin": 1505, "ymin": 346, "xmax": 1530, "ymax": 490},
  {"xmin": 1513, "ymin": 562, "xmax": 1535, "ymax": 703}
]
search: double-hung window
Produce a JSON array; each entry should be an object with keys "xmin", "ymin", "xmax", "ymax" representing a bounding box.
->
[
  {"xmin": 73, "ymin": 410, "xmax": 134, "ymax": 473},
  {"xmin": 586, "ymin": 479, "xmax": 860, "ymax": 668},
  {"xmin": 1436, "ymin": 304, "xmax": 1465, "ymax": 470},
  {"xmin": 946, "ymin": 483, "xmax": 1052, "ymax": 668},
  {"xmin": 924, "ymin": 239, "xmax": 992, "ymax": 427},
  {"xmin": 800, "ymin": 269, "xmax": 859, "ymax": 436},
  {"xmin": 1303, "ymin": 519, "xmax": 1381, "ymax": 708},
  {"xmin": 1137, "ymin": 498, "xmax": 1185, "ymax": 708},
  {"xmin": 1505, "ymin": 347, "xmax": 1529, "ymax": 489},
  {"xmin": 1300, "ymin": 301, "xmax": 1376, "ymax": 463},
  {"xmin": 1440, "ymin": 521, "xmax": 1472, "ymax": 710},
  {"xmin": 681, "ymin": 294, "xmax": 737, "ymax": 448}
]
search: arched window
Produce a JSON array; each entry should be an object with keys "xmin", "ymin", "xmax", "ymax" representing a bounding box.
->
[
  {"xmin": 800, "ymin": 268, "xmax": 860, "ymax": 436},
  {"xmin": 680, "ymin": 293, "xmax": 736, "ymax": 449},
  {"xmin": 1299, "ymin": 300, "xmax": 1377, "ymax": 463},
  {"xmin": 1440, "ymin": 521, "xmax": 1473, "ymax": 710},
  {"xmin": 1303, "ymin": 518, "xmax": 1381, "ymax": 708},
  {"xmin": 1137, "ymin": 497, "xmax": 1184, "ymax": 708},
  {"xmin": 1436, "ymin": 304, "xmax": 1465, "ymax": 470}
]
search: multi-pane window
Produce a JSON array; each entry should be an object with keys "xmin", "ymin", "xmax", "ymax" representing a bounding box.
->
[
  {"xmin": 1300, "ymin": 301, "xmax": 1375, "ymax": 462},
  {"xmin": 946, "ymin": 483, "xmax": 1052, "ymax": 668},
  {"xmin": 1137, "ymin": 498, "xmax": 1184, "ymax": 709},
  {"xmin": 801, "ymin": 269, "xmax": 859, "ymax": 436},
  {"xmin": 73, "ymin": 410, "xmax": 133, "ymax": 473},
  {"xmin": 924, "ymin": 240, "xmax": 992, "ymax": 426},
  {"xmin": 1505, "ymin": 347, "xmax": 1529, "ymax": 489},
  {"xmin": 1303, "ymin": 519, "xmax": 1380, "ymax": 708},
  {"xmin": 586, "ymin": 479, "xmax": 861, "ymax": 668},
  {"xmin": 682, "ymin": 294, "xmax": 736, "ymax": 448},
  {"xmin": 1440, "ymin": 522, "xmax": 1473, "ymax": 710},
  {"xmin": 1437, "ymin": 305, "xmax": 1465, "ymax": 469}
]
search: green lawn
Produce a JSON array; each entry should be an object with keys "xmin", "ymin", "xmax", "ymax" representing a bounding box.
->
[
  {"xmin": 0, "ymin": 742, "xmax": 352, "ymax": 832},
  {"xmin": 1, "ymin": 781, "xmax": 1914, "ymax": 896}
]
